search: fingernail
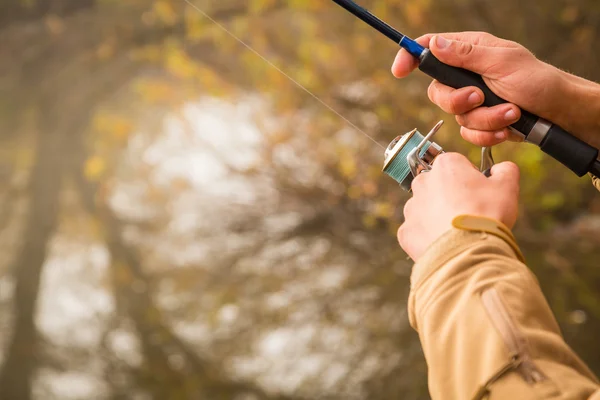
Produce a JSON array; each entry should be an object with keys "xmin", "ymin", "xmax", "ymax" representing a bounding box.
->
[
  {"xmin": 468, "ymin": 92, "xmax": 481, "ymax": 105},
  {"xmin": 435, "ymin": 36, "xmax": 450, "ymax": 49},
  {"xmin": 495, "ymin": 131, "xmax": 506, "ymax": 140},
  {"xmin": 504, "ymin": 109, "xmax": 517, "ymax": 121}
]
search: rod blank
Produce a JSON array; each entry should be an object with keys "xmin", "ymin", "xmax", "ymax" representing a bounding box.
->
[{"xmin": 331, "ymin": 0, "xmax": 405, "ymax": 43}]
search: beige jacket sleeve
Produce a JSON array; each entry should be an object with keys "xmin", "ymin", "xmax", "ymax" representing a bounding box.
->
[{"xmin": 409, "ymin": 215, "xmax": 600, "ymax": 400}]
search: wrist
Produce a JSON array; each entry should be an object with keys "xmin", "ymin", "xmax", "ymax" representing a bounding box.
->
[{"xmin": 555, "ymin": 68, "xmax": 600, "ymax": 148}]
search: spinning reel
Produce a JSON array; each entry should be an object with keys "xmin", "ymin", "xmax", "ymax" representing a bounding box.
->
[{"xmin": 382, "ymin": 120, "xmax": 495, "ymax": 191}]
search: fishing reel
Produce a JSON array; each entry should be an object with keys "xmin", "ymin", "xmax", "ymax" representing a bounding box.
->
[{"xmin": 382, "ymin": 120, "xmax": 494, "ymax": 191}]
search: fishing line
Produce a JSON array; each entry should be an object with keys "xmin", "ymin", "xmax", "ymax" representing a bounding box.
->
[{"xmin": 181, "ymin": 0, "xmax": 386, "ymax": 149}]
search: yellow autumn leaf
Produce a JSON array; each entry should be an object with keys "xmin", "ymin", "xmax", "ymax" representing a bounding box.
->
[
  {"xmin": 362, "ymin": 214, "xmax": 377, "ymax": 229},
  {"xmin": 197, "ymin": 66, "xmax": 222, "ymax": 88},
  {"xmin": 84, "ymin": 156, "xmax": 106, "ymax": 181},
  {"xmin": 153, "ymin": 0, "xmax": 178, "ymax": 25},
  {"xmin": 92, "ymin": 113, "xmax": 133, "ymax": 142},
  {"xmin": 373, "ymin": 202, "xmax": 393, "ymax": 218},
  {"xmin": 135, "ymin": 79, "xmax": 176, "ymax": 103},
  {"xmin": 249, "ymin": 0, "xmax": 277, "ymax": 14},
  {"xmin": 165, "ymin": 47, "xmax": 197, "ymax": 79},
  {"xmin": 338, "ymin": 155, "xmax": 357, "ymax": 179},
  {"xmin": 112, "ymin": 119, "xmax": 134, "ymax": 141},
  {"xmin": 347, "ymin": 185, "xmax": 362, "ymax": 199},
  {"xmin": 131, "ymin": 45, "xmax": 162, "ymax": 63},
  {"xmin": 185, "ymin": 9, "xmax": 208, "ymax": 42}
]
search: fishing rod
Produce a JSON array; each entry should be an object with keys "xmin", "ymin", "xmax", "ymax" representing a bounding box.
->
[{"xmin": 331, "ymin": 0, "xmax": 600, "ymax": 186}]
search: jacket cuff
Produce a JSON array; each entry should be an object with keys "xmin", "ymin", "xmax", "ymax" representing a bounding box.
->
[{"xmin": 410, "ymin": 215, "xmax": 523, "ymax": 291}]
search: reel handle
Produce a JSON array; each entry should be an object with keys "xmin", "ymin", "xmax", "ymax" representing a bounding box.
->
[{"xmin": 481, "ymin": 147, "xmax": 494, "ymax": 177}]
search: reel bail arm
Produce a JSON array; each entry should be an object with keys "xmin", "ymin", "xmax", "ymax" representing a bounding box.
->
[{"xmin": 383, "ymin": 120, "xmax": 495, "ymax": 191}]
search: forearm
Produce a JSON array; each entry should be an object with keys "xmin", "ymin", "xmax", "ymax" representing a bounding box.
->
[
  {"xmin": 555, "ymin": 68, "xmax": 600, "ymax": 149},
  {"xmin": 409, "ymin": 217, "xmax": 599, "ymax": 399}
]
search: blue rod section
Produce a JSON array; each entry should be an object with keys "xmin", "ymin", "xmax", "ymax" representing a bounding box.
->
[
  {"xmin": 331, "ymin": 0, "xmax": 425, "ymax": 57},
  {"xmin": 399, "ymin": 36, "xmax": 426, "ymax": 58},
  {"xmin": 398, "ymin": 36, "xmax": 425, "ymax": 59}
]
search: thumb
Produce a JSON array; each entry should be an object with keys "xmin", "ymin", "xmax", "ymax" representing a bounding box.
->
[
  {"xmin": 489, "ymin": 161, "xmax": 520, "ymax": 188},
  {"xmin": 429, "ymin": 35, "xmax": 499, "ymax": 75}
]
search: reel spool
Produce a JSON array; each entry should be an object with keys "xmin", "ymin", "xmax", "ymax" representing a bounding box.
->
[
  {"xmin": 383, "ymin": 120, "xmax": 444, "ymax": 191},
  {"xmin": 382, "ymin": 120, "xmax": 495, "ymax": 191}
]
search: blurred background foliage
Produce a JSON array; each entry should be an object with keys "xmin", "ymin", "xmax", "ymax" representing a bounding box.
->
[{"xmin": 0, "ymin": 0, "xmax": 599, "ymax": 399}]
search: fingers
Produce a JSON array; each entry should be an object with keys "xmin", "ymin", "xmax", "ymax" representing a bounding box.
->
[
  {"xmin": 403, "ymin": 197, "xmax": 415, "ymax": 219},
  {"xmin": 391, "ymin": 34, "xmax": 432, "ymax": 78},
  {"xmin": 413, "ymin": 154, "xmax": 519, "ymax": 186},
  {"xmin": 459, "ymin": 127, "xmax": 511, "ymax": 147},
  {"xmin": 429, "ymin": 35, "xmax": 513, "ymax": 75},
  {"xmin": 427, "ymin": 31, "xmax": 514, "ymax": 48},
  {"xmin": 391, "ymin": 49, "xmax": 419, "ymax": 78},
  {"xmin": 460, "ymin": 126, "xmax": 526, "ymax": 147},
  {"xmin": 488, "ymin": 162, "xmax": 520, "ymax": 189},
  {"xmin": 398, "ymin": 197, "xmax": 414, "ymax": 247},
  {"xmin": 455, "ymin": 103, "xmax": 521, "ymax": 131},
  {"xmin": 409, "ymin": 170, "xmax": 428, "ymax": 194},
  {"xmin": 392, "ymin": 31, "xmax": 516, "ymax": 78},
  {"xmin": 396, "ymin": 223, "xmax": 406, "ymax": 247},
  {"xmin": 431, "ymin": 152, "xmax": 474, "ymax": 173},
  {"xmin": 428, "ymin": 81, "xmax": 484, "ymax": 115},
  {"xmin": 427, "ymin": 80, "xmax": 522, "ymax": 146}
]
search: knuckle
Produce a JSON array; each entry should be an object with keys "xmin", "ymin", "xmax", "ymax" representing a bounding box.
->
[
  {"xmin": 448, "ymin": 94, "xmax": 462, "ymax": 114},
  {"xmin": 485, "ymin": 112, "xmax": 498, "ymax": 130},
  {"xmin": 493, "ymin": 161, "xmax": 521, "ymax": 186},
  {"xmin": 435, "ymin": 152, "xmax": 460, "ymax": 167},
  {"xmin": 455, "ymin": 113, "xmax": 469, "ymax": 127},
  {"xmin": 459, "ymin": 126, "xmax": 471, "ymax": 142},
  {"xmin": 403, "ymin": 199, "xmax": 412, "ymax": 218},
  {"xmin": 459, "ymin": 109, "xmax": 500, "ymax": 131},
  {"xmin": 457, "ymin": 42, "xmax": 475, "ymax": 57},
  {"xmin": 460, "ymin": 126, "xmax": 484, "ymax": 146},
  {"xmin": 433, "ymin": 152, "xmax": 450, "ymax": 167},
  {"xmin": 435, "ymin": 152, "xmax": 472, "ymax": 172},
  {"xmin": 478, "ymin": 31, "xmax": 494, "ymax": 41},
  {"xmin": 459, "ymin": 125, "xmax": 471, "ymax": 139},
  {"xmin": 506, "ymin": 40, "xmax": 527, "ymax": 51},
  {"xmin": 397, "ymin": 224, "xmax": 406, "ymax": 245},
  {"xmin": 503, "ymin": 161, "xmax": 520, "ymax": 178}
]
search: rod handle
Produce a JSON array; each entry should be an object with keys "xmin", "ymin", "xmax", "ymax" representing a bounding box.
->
[{"xmin": 418, "ymin": 50, "xmax": 598, "ymax": 177}]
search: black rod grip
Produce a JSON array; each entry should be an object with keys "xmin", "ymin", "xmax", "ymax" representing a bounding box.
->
[
  {"xmin": 417, "ymin": 50, "xmax": 599, "ymax": 176},
  {"xmin": 539, "ymin": 125, "xmax": 597, "ymax": 176},
  {"xmin": 418, "ymin": 50, "xmax": 538, "ymax": 135}
]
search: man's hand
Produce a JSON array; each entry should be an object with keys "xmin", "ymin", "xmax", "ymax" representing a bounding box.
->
[
  {"xmin": 398, "ymin": 153, "xmax": 520, "ymax": 261},
  {"xmin": 391, "ymin": 32, "xmax": 600, "ymax": 149}
]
